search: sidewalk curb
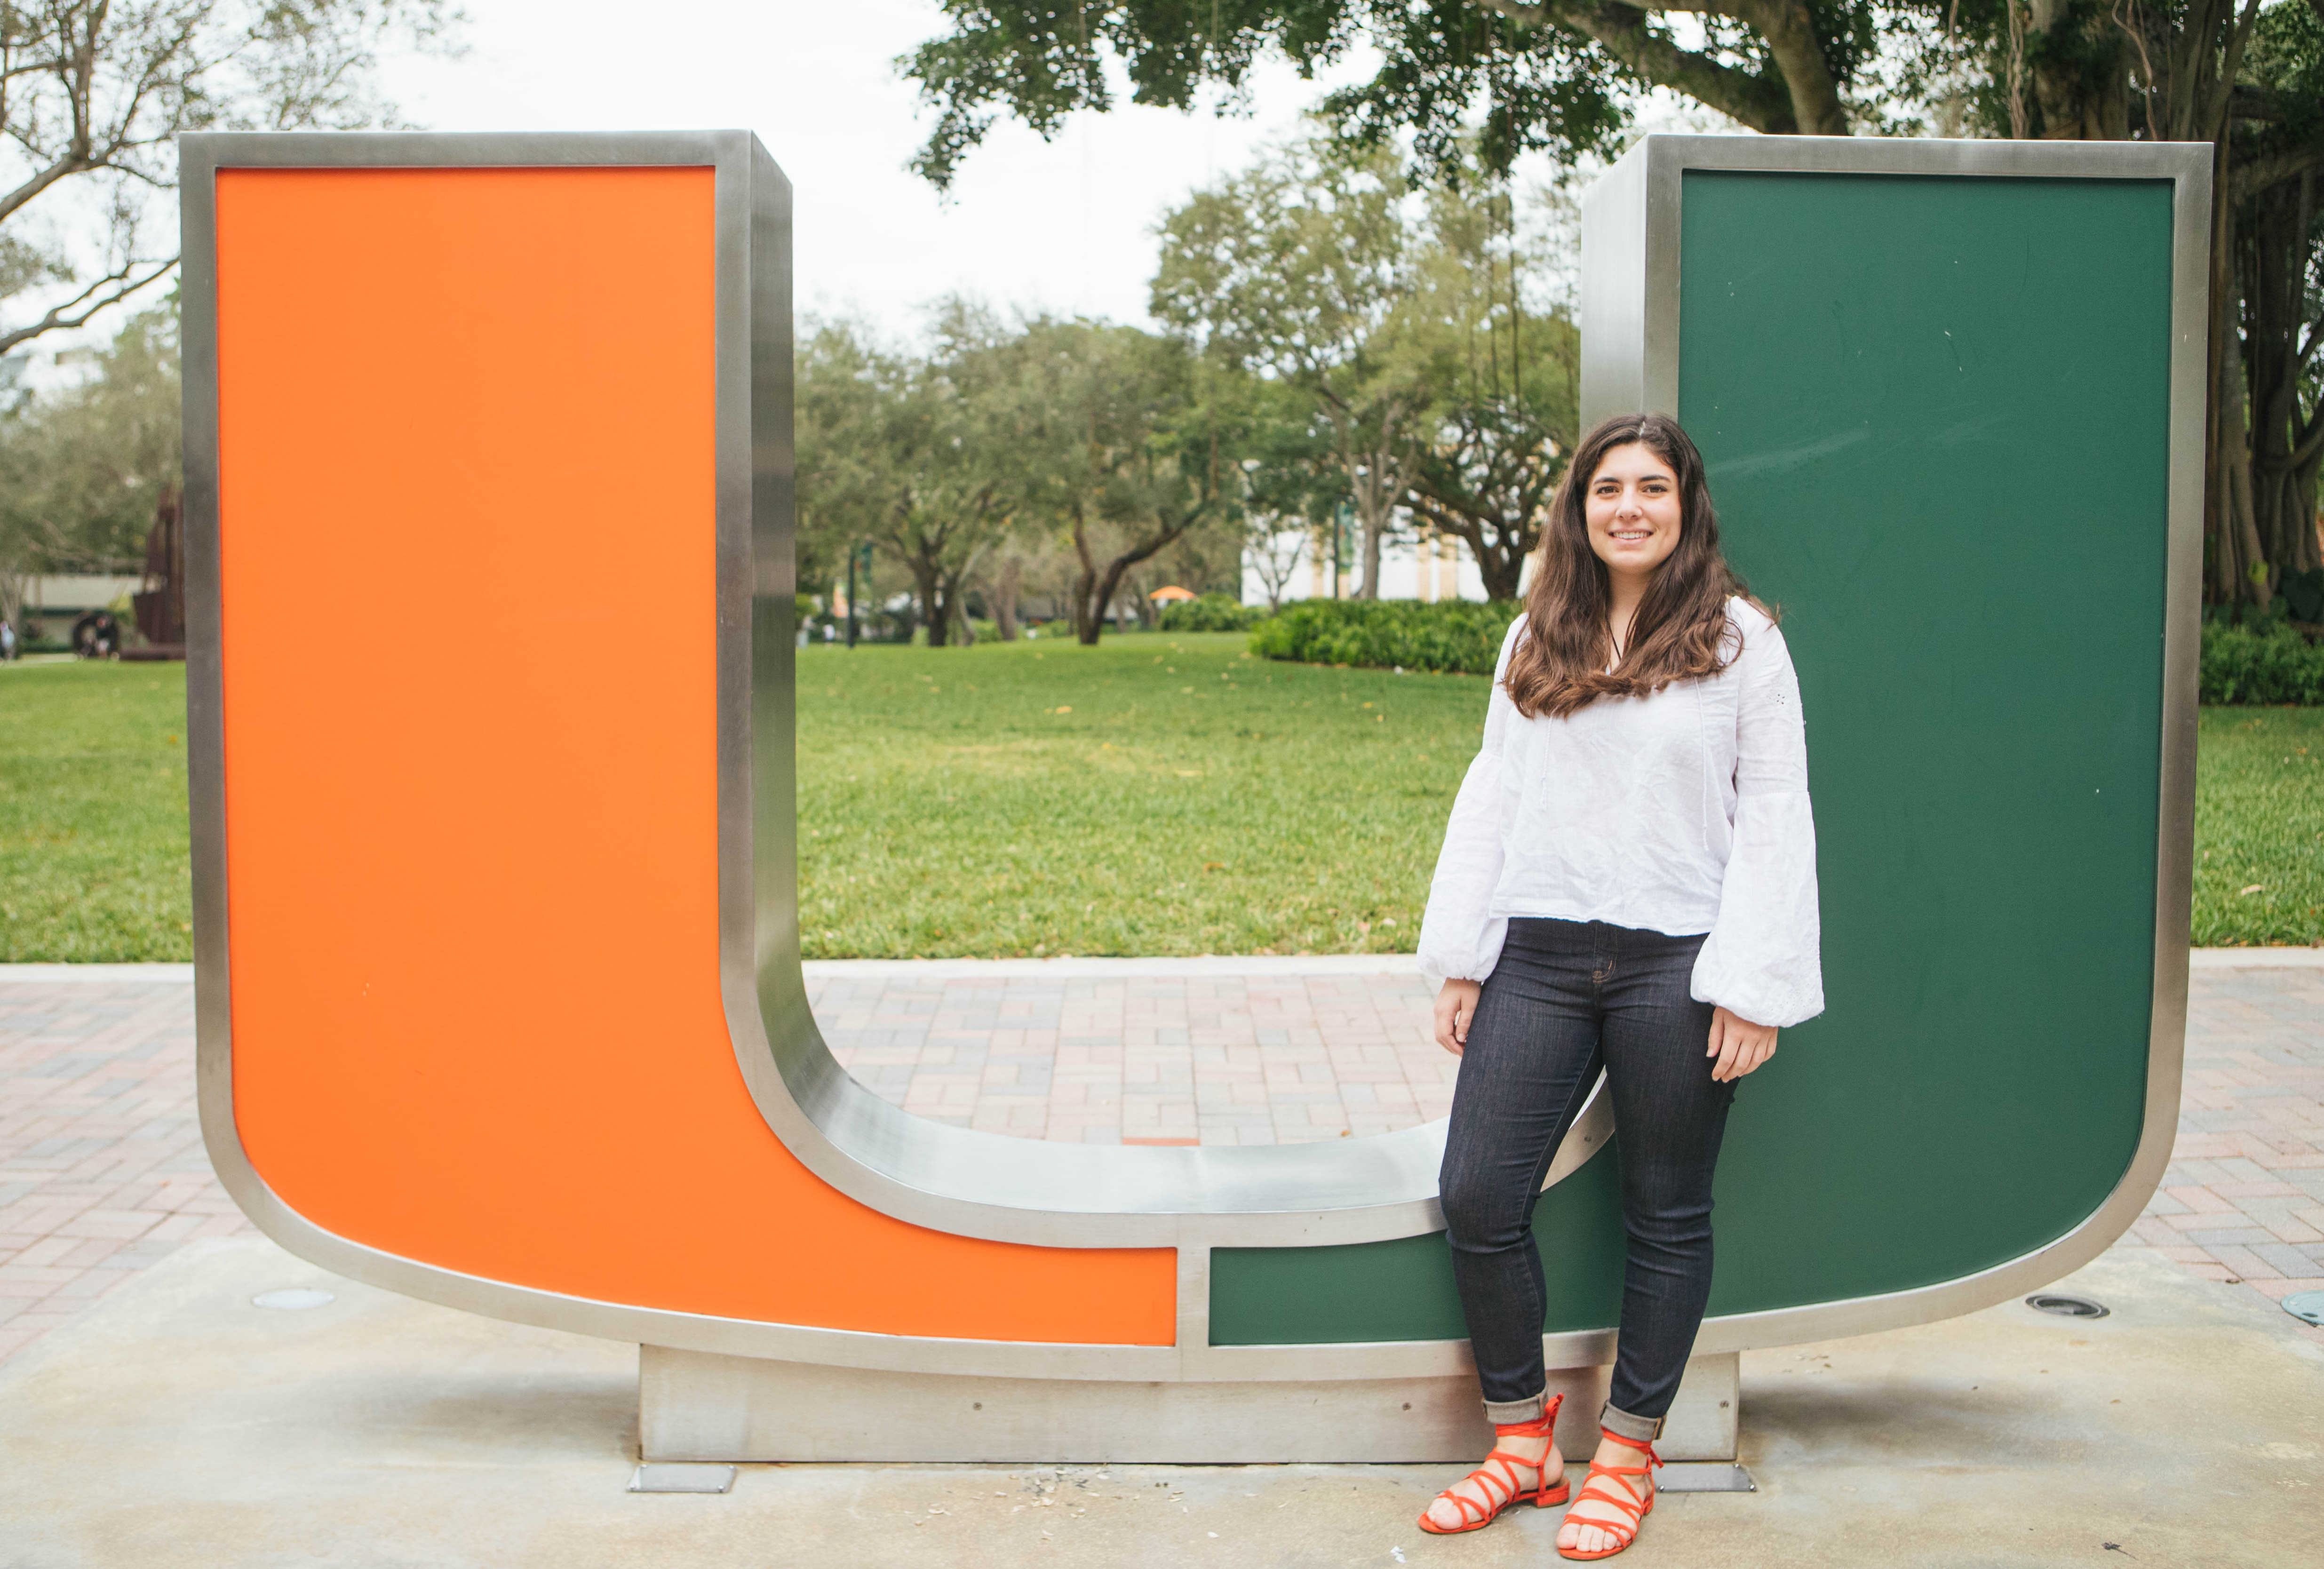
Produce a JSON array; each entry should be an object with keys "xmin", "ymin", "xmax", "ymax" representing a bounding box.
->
[
  {"xmin": 801, "ymin": 954, "xmax": 1422, "ymax": 980},
  {"xmin": 2187, "ymin": 948, "xmax": 2324, "ymax": 969},
  {"xmin": 1, "ymin": 948, "xmax": 2316, "ymax": 984},
  {"xmin": 0, "ymin": 963, "xmax": 196, "ymax": 983}
]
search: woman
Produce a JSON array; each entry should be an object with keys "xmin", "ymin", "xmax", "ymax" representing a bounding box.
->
[{"xmin": 1413, "ymin": 413, "xmax": 1823, "ymax": 1559}]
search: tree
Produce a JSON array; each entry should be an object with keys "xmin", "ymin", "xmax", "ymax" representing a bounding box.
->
[
  {"xmin": 794, "ymin": 316, "xmax": 885, "ymax": 609},
  {"xmin": 2217, "ymin": 3, "xmax": 2324, "ymax": 593},
  {"xmin": 1397, "ymin": 166, "xmax": 1580, "ymax": 599},
  {"xmin": 0, "ymin": 1, "xmax": 458, "ymax": 353},
  {"xmin": 900, "ymin": 2, "xmax": 1854, "ymax": 197},
  {"xmin": 1153, "ymin": 136, "xmax": 1428, "ymax": 598},
  {"xmin": 907, "ymin": 1, "xmax": 2324, "ymax": 606},
  {"xmin": 1243, "ymin": 516, "xmax": 1309, "ymax": 609},
  {"xmin": 795, "ymin": 305, "xmax": 1028, "ymax": 647},
  {"xmin": 0, "ymin": 299, "xmax": 179, "ymax": 628},
  {"xmin": 1233, "ymin": 374, "xmax": 1340, "ymax": 608},
  {"xmin": 1009, "ymin": 317, "xmax": 1250, "ymax": 644}
]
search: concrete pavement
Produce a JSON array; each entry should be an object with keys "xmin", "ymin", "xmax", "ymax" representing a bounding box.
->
[{"xmin": 0, "ymin": 1230, "xmax": 2316, "ymax": 1568}]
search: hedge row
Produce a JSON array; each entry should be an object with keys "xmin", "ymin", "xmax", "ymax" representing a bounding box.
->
[
  {"xmin": 1248, "ymin": 598, "xmax": 1519, "ymax": 675},
  {"xmin": 2200, "ymin": 618, "xmax": 2324, "ymax": 705},
  {"xmin": 1246, "ymin": 598, "xmax": 2323, "ymax": 705},
  {"xmin": 1159, "ymin": 592, "xmax": 1266, "ymax": 633}
]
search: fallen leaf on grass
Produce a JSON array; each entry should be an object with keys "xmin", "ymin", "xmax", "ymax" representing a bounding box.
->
[{"xmin": 2240, "ymin": 884, "xmax": 2267, "ymax": 896}]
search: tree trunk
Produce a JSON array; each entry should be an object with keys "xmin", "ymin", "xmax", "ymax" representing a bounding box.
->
[
  {"xmin": 2241, "ymin": 171, "xmax": 2324, "ymax": 583},
  {"xmin": 1737, "ymin": 0, "xmax": 1850, "ymax": 136},
  {"xmin": 1335, "ymin": 397, "xmax": 1422, "ymax": 600},
  {"xmin": 1472, "ymin": 535, "xmax": 1523, "ymax": 603},
  {"xmin": 989, "ymin": 555, "xmax": 1021, "ymax": 640},
  {"xmin": 1409, "ymin": 504, "xmax": 1526, "ymax": 601},
  {"xmin": 2214, "ymin": 313, "xmax": 2275, "ymax": 606},
  {"xmin": 1068, "ymin": 502, "xmax": 1203, "ymax": 644},
  {"xmin": 930, "ymin": 566, "xmax": 979, "ymax": 645},
  {"xmin": 1069, "ymin": 502, "xmax": 1107, "ymax": 645},
  {"xmin": 907, "ymin": 555, "xmax": 950, "ymax": 645},
  {"xmin": 2025, "ymin": 0, "xmax": 2129, "ymax": 139}
]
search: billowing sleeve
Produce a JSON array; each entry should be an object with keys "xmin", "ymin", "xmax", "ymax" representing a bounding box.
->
[
  {"xmin": 1690, "ymin": 614, "xmax": 1825, "ymax": 1027},
  {"xmin": 1417, "ymin": 616, "xmax": 1527, "ymax": 991}
]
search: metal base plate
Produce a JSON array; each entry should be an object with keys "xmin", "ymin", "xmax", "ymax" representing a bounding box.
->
[
  {"xmin": 627, "ymin": 1463, "xmax": 736, "ymax": 1494},
  {"xmin": 1656, "ymin": 1462, "xmax": 1756, "ymax": 1493},
  {"xmin": 638, "ymin": 1346, "xmax": 1738, "ymax": 1465}
]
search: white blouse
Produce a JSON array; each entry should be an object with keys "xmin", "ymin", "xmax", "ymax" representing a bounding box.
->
[{"xmin": 1416, "ymin": 598, "xmax": 1825, "ymax": 1029}]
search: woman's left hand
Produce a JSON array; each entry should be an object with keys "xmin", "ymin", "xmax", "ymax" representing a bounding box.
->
[{"xmin": 1706, "ymin": 1006, "xmax": 1777, "ymax": 1083}]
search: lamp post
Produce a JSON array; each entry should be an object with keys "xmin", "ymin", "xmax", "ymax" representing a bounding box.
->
[{"xmin": 845, "ymin": 542, "xmax": 873, "ymax": 648}]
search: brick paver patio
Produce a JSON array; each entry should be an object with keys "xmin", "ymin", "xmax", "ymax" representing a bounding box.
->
[
  {"xmin": 810, "ymin": 963, "xmax": 1455, "ymax": 1145},
  {"xmin": 3, "ymin": 956, "xmax": 2318, "ymax": 1366}
]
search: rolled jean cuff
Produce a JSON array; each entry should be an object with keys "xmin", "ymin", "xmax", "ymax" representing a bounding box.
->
[
  {"xmin": 1599, "ymin": 1401, "xmax": 1665, "ymax": 1443},
  {"xmin": 1483, "ymin": 1390, "xmax": 1548, "ymax": 1426}
]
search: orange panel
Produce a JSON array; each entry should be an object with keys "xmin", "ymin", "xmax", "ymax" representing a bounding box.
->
[{"xmin": 215, "ymin": 167, "xmax": 1173, "ymax": 1344}]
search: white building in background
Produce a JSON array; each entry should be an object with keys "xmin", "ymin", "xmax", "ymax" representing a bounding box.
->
[{"xmin": 1240, "ymin": 526, "xmax": 1492, "ymax": 607}]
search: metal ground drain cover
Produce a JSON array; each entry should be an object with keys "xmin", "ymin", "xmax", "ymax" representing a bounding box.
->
[
  {"xmin": 2282, "ymin": 1290, "xmax": 2324, "ymax": 1328},
  {"xmin": 1655, "ymin": 1463, "xmax": 1756, "ymax": 1493},
  {"xmin": 2025, "ymin": 1293, "xmax": 2109, "ymax": 1319},
  {"xmin": 629, "ymin": 1464, "xmax": 736, "ymax": 1494}
]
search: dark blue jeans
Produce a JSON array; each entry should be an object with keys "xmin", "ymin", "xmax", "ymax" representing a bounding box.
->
[{"xmin": 1439, "ymin": 917, "xmax": 1737, "ymax": 1441}]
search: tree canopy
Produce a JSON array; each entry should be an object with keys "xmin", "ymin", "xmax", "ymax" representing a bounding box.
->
[
  {"xmin": 799, "ymin": 133, "xmax": 1582, "ymax": 633},
  {"xmin": 0, "ymin": 0, "xmax": 461, "ymax": 354},
  {"xmin": 906, "ymin": 1, "xmax": 2324, "ymax": 604}
]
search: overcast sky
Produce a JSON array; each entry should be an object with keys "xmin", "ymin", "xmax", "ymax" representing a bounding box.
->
[{"xmin": 378, "ymin": 0, "xmax": 1373, "ymax": 335}]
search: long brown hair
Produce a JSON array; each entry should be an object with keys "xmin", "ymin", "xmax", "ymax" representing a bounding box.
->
[{"xmin": 1503, "ymin": 412, "xmax": 1751, "ymax": 719}]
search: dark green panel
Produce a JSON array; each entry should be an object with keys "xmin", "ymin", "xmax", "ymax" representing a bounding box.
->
[
  {"xmin": 1681, "ymin": 171, "xmax": 2164, "ymax": 1313},
  {"xmin": 1210, "ymin": 1137, "xmax": 1627, "ymax": 1345},
  {"xmin": 1210, "ymin": 170, "xmax": 2173, "ymax": 1345}
]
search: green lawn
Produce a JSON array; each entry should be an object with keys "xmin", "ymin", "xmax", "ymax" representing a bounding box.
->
[
  {"xmin": 796, "ymin": 634, "xmax": 1475, "ymax": 958},
  {"xmin": 2191, "ymin": 706, "xmax": 2324, "ymax": 947},
  {"xmin": 0, "ymin": 660, "xmax": 193, "ymax": 962},
  {"xmin": 3, "ymin": 647, "xmax": 2318, "ymax": 960}
]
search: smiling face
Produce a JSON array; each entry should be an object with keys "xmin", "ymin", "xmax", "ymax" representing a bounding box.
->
[{"xmin": 1584, "ymin": 441, "xmax": 1685, "ymax": 589}]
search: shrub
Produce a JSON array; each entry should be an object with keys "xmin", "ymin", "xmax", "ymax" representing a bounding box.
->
[
  {"xmin": 2200, "ymin": 618, "xmax": 2324, "ymax": 705},
  {"xmin": 1247, "ymin": 598, "xmax": 1520, "ymax": 675},
  {"xmin": 1159, "ymin": 592, "xmax": 1262, "ymax": 633}
]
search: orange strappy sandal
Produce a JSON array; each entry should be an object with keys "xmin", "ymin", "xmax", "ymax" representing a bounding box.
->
[
  {"xmin": 1415, "ymin": 1394, "xmax": 1569, "ymax": 1535},
  {"xmin": 1557, "ymin": 1426, "xmax": 1658, "ymax": 1560}
]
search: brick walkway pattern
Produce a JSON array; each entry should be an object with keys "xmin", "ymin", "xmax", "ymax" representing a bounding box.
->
[
  {"xmin": 3, "ymin": 961, "xmax": 2318, "ymax": 1366},
  {"xmin": 809, "ymin": 968, "xmax": 1454, "ymax": 1145},
  {"xmin": 0, "ymin": 982, "xmax": 252, "ymax": 1364},
  {"xmin": 2127, "ymin": 962, "xmax": 2324, "ymax": 1338}
]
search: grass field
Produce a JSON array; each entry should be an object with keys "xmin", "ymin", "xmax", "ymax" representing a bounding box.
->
[
  {"xmin": 2191, "ymin": 706, "xmax": 2324, "ymax": 947},
  {"xmin": 3, "ymin": 645, "xmax": 2319, "ymax": 960},
  {"xmin": 0, "ymin": 660, "xmax": 193, "ymax": 962},
  {"xmin": 795, "ymin": 634, "xmax": 1479, "ymax": 958}
]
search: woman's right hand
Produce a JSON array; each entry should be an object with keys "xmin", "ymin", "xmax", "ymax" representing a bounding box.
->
[{"xmin": 1434, "ymin": 980, "xmax": 1482, "ymax": 1056}]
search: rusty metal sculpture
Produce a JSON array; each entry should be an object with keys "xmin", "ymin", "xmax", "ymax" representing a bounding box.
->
[{"xmin": 127, "ymin": 485, "xmax": 185, "ymax": 660}]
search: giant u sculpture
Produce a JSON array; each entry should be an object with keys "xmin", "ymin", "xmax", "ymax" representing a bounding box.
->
[{"xmin": 182, "ymin": 130, "xmax": 2210, "ymax": 1463}]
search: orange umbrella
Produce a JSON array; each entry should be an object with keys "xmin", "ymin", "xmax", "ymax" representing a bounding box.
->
[{"xmin": 1148, "ymin": 585, "xmax": 1198, "ymax": 602}]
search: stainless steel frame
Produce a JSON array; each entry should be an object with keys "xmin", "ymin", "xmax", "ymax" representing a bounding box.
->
[{"xmin": 186, "ymin": 131, "xmax": 2202, "ymax": 1390}]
